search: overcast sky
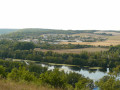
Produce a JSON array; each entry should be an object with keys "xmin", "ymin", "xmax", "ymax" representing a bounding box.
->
[{"xmin": 0, "ymin": 0, "xmax": 120, "ymax": 30}]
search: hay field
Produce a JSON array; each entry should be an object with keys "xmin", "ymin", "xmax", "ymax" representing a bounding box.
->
[
  {"xmin": 72, "ymin": 33, "xmax": 91, "ymax": 37},
  {"xmin": 71, "ymin": 31, "xmax": 120, "ymax": 46},
  {"xmin": 59, "ymin": 40, "xmax": 120, "ymax": 46},
  {"xmin": 34, "ymin": 48, "xmax": 108, "ymax": 54},
  {"xmin": 108, "ymin": 35, "xmax": 120, "ymax": 40},
  {"xmin": 94, "ymin": 31, "xmax": 120, "ymax": 36},
  {"xmin": 72, "ymin": 33, "xmax": 108, "ymax": 38},
  {"xmin": 60, "ymin": 34, "xmax": 120, "ymax": 46}
]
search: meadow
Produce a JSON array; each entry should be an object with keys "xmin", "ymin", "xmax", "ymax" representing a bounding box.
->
[
  {"xmin": 34, "ymin": 48, "xmax": 108, "ymax": 54},
  {"xmin": 60, "ymin": 40, "xmax": 120, "ymax": 46},
  {"xmin": 60, "ymin": 32, "xmax": 120, "ymax": 46}
]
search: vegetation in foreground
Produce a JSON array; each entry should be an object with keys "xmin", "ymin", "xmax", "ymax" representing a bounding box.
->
[
  {"xmin": 0, "ymin": 79, "xmax": 57, "ymax": 90},
  {"xmin": 0, "ymin": 59, "xmax": 93, "ymax": 90},
  {"xmin": 0, "ymin": 59, "xmax": 120, "ymax": 90}
]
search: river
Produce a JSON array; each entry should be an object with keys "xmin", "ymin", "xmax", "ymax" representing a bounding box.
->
[{"xmin": 37, "ymin": 63, "xmax": 109, "ymax": 82}]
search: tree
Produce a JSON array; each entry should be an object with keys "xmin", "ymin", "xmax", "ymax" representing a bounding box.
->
[
  {"xmin": 40, "ymin": 69, "xmax": 67, "ymax": 88},
  {"xmin": 0, "ymin": 65, "xmax": 6, "ymax": 78},
  {"xmin": 14, "ymin": 42, "xmax": 35, "ymax": 50},
  {"xmin": 7, "ymin": 66, "xmax": 36, "ymax": 82}
]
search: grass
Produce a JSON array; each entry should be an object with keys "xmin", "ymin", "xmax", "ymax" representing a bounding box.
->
[
  {"xmin": 89, "ymin": 67, "xmax": 103, "ymax": 69},
  {"xmin": 48, "ymin": 63, "xmax": 78, "ymax": 67},
  {"xmin": 0, "ymin": 79, "xmax": 60, "ymax": 90},
  {"xmin": 108, "ymin": 35, "xmax": 120, "ymax": 40},
  {"xmin": 13, "ymin": 59, "xmax": 22, "ymax": 62},
  {"xmin": 24, "ymin": 60, "xmax": 39, "ymax": 63},
  {"xmin": 34, "ymin": 48, "xmax": 108, "ymax": 54}
]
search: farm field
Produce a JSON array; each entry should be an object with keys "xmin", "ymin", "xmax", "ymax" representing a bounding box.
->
[
  {"xmin": 34, "ymin": 48, "xmax": 109, "ymax": 54},
  {"xmin": 60, "ymin": 40, "xmax": 120, "ymax": 46},
  {"xmin": 60, "ymin": 32, "xmax": 120, "ymax": 46},
  {"xmin": 94, "ymin": 31, "xmax": 120, "ymax": 36}
]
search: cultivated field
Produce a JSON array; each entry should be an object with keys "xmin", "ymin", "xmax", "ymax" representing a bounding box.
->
[
  {"xmin": 94, "ymin": 31, "xmax": 120, "ymax": 36},
  {"xmin": 67, "ymin": 31, "xmax": 120, "ymax": 46},
  {"xmin": 34, "ymin": 48, "xmax": 109, "ymax": 54},
  {"xmin": 59, "ymin": 40, "xmax": 120, "ymax": 46}
]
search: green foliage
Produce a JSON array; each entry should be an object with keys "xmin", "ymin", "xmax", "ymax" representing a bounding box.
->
[
  {"xmin": 75, "ymin": 79, "xmax": 93, "ymax": 90},
  {"xmin": 37, "ymin": 43, "xmax": 93, "ymax": 50},
  {"xmin": 0, "ymin": 59, "xmax": 25, "ymax": 72},
  {"xmin": 28, "ymin": 64, "xmax": 48, "ymax": 77},
  {"xmin": 0, "ymin": 59, "xmax": 94, "ymax": 89},
  {"xmin": 67, "ymin": 72, "xmax": 82, "ymax": 87},
  {"xmin": 96, "ymin": 66, "xmax": 120, "ymax": 90},
  {"xmin": 96, "ymin": 76, "xmax": 120, "ymax": 90},
  {"xmin": 111, "ymin": 65, "xmax": 120, "ymax": 76},
  {"xmin": 8, "ymin": 66, "xmax": 36, "ymax": 82},
  {"xmin": 40, "ymin": 69, "xmax": 67, "ymax": 88},
  {"xmin": 14, "ymin": 42, "xmax": 35, "ymax": 50},
  {"xmin": 0, "ymin": 65, "xmax": 6, "ymax": 78}
]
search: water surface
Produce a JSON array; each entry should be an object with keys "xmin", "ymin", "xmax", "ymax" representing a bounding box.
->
[{"xmin": 40, "ymin": 63, "xmax": 109, "ymax": 81}]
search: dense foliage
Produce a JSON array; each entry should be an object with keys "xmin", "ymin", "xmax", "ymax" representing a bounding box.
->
[
  {"xmin": 0, "ymin": 59, "xmax": 93, "ymax": 90},
  {"xmin": 96, "ymin": 65, "xmax": 120, "ymax": 90},
  {"xmin": 0, "ymin": 40, "xmax": 119, "ymax": 68},
  {"xmin": 36, "ymin": 43, "xmax": 93, "ymax": 49}
]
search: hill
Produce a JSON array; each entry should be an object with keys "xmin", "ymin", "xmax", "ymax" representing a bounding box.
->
[
  {"xmin": 0, "ymin": 29, "xmax": 18, "ymax": 34},
  {"xmin": 0, "ymin": 28, "xmax": 97, "ymax": 39}
]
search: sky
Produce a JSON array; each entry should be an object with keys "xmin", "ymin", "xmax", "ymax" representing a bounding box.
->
[{"xmin": 0, "ymin": 0, "xmax": 120, "ymax": 30}]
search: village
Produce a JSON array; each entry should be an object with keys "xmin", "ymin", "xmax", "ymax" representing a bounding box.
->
[{"xmin": 18, "ymin": 33, "xmax": 108, "ymax": 45}]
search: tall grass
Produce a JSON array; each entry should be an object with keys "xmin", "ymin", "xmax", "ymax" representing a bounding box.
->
[{"xmin": 0, "ymin": 79, "xmax": 61, "ymax": 90}]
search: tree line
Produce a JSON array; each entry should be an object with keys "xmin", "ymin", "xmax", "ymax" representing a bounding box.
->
[{"xmin": 0, "ymin": 39, "xmax": 119, "ymax": 68}]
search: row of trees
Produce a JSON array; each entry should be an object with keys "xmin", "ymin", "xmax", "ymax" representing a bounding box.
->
[{"xmin": 36, "ymin": 43, "xmax": 93, "ymax": 50}]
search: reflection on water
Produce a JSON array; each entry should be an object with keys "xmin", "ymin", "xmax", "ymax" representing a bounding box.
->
[{"xmin": 39, "ymin": 63, "xmax": 109, "ymax": 81}]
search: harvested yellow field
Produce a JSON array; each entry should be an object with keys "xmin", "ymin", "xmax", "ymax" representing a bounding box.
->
[
  {"xmin": 94, "ymin": 31, "xmax": 120, "ymax": 36},
  {"xmin": 72, "ymin": 33, "xmax": 91, "ymax": 37},
  {"xmin": 72, "ymin": 33, "xmax": 108, "ymax": 38},
  {"xmin": 108, "ymin": 35, "xmax": 120, "ymax": 40},
  {"xmin": 34, "ymin": 48, "xmax": 108, "ymax": 54},
  {"xmin": 60, "ymin": 40, "xmax": 120, "ymax": 46}
]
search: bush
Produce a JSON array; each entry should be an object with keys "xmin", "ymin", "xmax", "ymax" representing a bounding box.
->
[
  {"xmin": 0, "ymin": 65, "xmax": 6, "ymax": 78},
  {"xmin": 7, "ymin": 66, "xmax": 36, "ymax": 82},
  {"xmin": 39, "ymin": 69, "xmax": 67, "ymax": 88}
]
